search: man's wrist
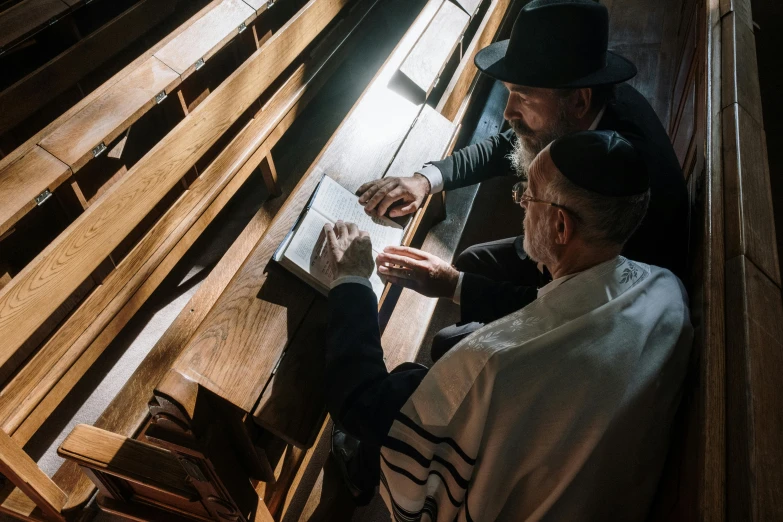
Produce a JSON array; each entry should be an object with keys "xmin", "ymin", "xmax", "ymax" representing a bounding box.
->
[
  {"xmin": 416, "ymin": 164, "xmax": 444, "ymax": 193},
  {"xmin": 331, "ymin": 274, "xmax": 372, "ymax": 290},
  {"xmin": 413, "ymin": 172, "xmax": 432, "ymax": 194}
]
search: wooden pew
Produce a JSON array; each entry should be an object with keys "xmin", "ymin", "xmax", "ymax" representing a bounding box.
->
[
  {"xmin": 0, "ymin": 0, "xmax": 362, "ymax": 519},
  {"xmin": 0, "ymin": 0, "xmax": 181, "ymax": 139},
  {"xmin": 56, "ymin": 2, "xmax": 517, "ymax": 521},
  {"xmin": 645, "ymin": 0, "xmax": 783, "ymax": 520},
  {"xmin": 0, "ymin": 0, "xmax": 289, "ymax": 240}
]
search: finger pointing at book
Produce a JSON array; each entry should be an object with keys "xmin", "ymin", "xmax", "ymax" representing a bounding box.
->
[{"xmin": 324, "ymin": 221, "xmax": 375, "ymax": 279}]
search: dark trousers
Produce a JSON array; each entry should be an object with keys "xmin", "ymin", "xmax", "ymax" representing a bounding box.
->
[{"xmin": 430, "ymin": 236, "xmax": 548, "ymax": 361}]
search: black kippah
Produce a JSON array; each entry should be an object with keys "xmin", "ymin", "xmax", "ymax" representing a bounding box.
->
[{"xmin": 548, "ymin": 130, "xmax": 649, "ymax": 197}]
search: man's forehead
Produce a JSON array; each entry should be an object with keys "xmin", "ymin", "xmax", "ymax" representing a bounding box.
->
[{"xmin": 505, "ymin": 83, "xmax": 552, "ymax": 97}]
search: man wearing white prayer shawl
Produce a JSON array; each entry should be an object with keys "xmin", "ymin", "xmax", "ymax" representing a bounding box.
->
[{"xmin": 322, "ymin": 130, "xmax": 693, "ymax": 521}]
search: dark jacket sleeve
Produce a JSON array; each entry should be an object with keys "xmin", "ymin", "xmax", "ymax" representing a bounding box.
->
[
  {"xmin": 430, "ymin": 128, "xmax": 516, "ymax": 190},
  {"xmin": 325, "ymin": 283, "xmax": 427, "ymax": 446},
  {"xmin": 459, "ymin": 273, "xmax": 539, "ymax": 324}
]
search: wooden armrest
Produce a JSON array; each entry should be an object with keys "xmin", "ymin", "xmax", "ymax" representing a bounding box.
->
[
  {"xmin": 58, "ymin": 424, "xmax": 196, "ymax": 501},
  {"xmin": 0, "ymin": 430, "xmax": 66, "ymax": 521}
]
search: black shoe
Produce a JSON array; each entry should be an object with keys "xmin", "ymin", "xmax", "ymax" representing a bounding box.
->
[{"xmin": 330, "ymin": 424, "xmax": 377, "ymax": 506}]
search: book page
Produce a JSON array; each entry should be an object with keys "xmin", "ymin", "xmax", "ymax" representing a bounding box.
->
[
  {"xmin": 284, "ymin": 210, "xmax": 335, "ymax": 288},
  {"xmin": 312, "ymin": 176, "xmax": 404, "ymax": 252}
]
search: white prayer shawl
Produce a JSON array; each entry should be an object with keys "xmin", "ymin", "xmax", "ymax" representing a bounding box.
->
[{"xmin": 380, "ymin": 257, "xmax": 693, "ymax": 522}]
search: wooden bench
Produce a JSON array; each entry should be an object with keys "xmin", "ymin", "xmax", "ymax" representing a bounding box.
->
[
  {"xmin": 55, "ymin": 0, "xmax": 518, "ymax": 520},
  {"xmin": 635, "ymin": 0, "xmax": 783, "ymax": 520},
  {"xmin": 0, "ymin": 0, "xmax": 368, "ymax": 519},
  {"xmin": 0, "ymin": 0, "xmax": 187, "ymax": 141},
  {"xmin": 0, "ymin": 0, "xmax": 293, "ymax": 241}
]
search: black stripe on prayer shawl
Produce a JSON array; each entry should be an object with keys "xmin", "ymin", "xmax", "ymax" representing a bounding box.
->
[
  {"xmin": 384, "ymin": 436, "xmax": 471, "ymax": 489},
  {"xmin": 380, "ymin": 470, "xmax": 423, "ymax": 522},
  {"xmin": 381, "ymin": 453, "xmax": 463, "ymax": 507},
  {"xmin": 380, "ymin": 470, "xmax": 441, "ymax": 522},
  {"xmin": 393, "ymin": 412, "xmax": 477, "ymax": 465}
]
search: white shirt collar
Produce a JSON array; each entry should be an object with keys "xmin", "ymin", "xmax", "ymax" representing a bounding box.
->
[{"xmin": 588, "ymin": 105, "xmax": 606, "ymax": 130}]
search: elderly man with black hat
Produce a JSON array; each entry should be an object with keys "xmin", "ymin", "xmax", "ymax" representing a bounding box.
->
[
  {"xmin": 358, "ymin": 0, "xmax": 688, "ymax": 358},
  {"xmin": 322, "ymin": 130, "xmax": 693, "ymax": 519}
]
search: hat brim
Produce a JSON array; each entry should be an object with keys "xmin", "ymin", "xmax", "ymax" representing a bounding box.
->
[{"xmin": 474, "ymin": 39, "xmax": 637, "ymax": 88}]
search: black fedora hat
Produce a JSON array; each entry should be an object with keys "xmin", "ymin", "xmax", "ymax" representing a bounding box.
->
[{"xmin": 475, "ymin": 0, "xmax": 636, "ymax": 88}]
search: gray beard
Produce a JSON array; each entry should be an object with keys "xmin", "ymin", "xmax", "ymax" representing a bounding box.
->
[{"xmin": 506, "ymin": 113, "xmax": 577, "ymax": 178}]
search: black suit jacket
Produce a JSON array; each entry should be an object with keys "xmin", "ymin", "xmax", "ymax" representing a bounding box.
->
[
  {"xmin": 325, "ymin": 283, "xmax": 427, "ymax": 445},
  {"xmin": 430, "ymin": 83, "xmax": 689, "ymax": 323}
]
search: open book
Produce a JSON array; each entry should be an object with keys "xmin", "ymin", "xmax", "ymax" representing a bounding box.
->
[{"xmin": 274, "ymin": 175, "xmax": 405, "ymax": 299}]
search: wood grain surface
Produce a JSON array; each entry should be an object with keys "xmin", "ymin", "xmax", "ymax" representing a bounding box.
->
[
  {"xmin": 58, "ymin": 425, "xmax": 196, "ymax": 500},
  {"xmin": 721, "ymin": 12, "xmax": 764, "ymax": 127},
  {"xmin": 0, "ymin": 0, "xmax": 226, "ymax": 173},
  {"xmin": 0, "ymin": 430, "xmax": 66, "ymax": 521},
  {"xmin": 0, "ymin": 146, "xmax": 71, "ymax": 237},
  {"xmin": 0, "ymin": 0, "xmax": 176, "ymax": 138},
  {"xmin": 0, "ymin": 0, "xmax": 69, "ymax": 50},
  {"xmin": 40, "ymin": 56, "xmax": 181, "ymax": 171},
  {"xmin": 725, "ymin": 256, "xmax": 783, "ymax": 521},
  {"xmin": 1, "ymin": 0, "xmax": 370, "ymax": 448},
  {"xmin": 4, "ymin": 0, "xmax": 376, "ymax": 457},
  {"xmin": 0, "ymin": 0, "xmax": 351, "ymax": 383},
  {"xmin": 154, "ymin": 0, "xmax": 256, "ymax": 77},
  {"xmin": 722, "ymin": 103, "xmax": 780, "ymax": 285},
  {"xmin": 437, "ymin": 0, "xmax": 512, "ymax": 121},
  {"xmin": 397, "ymin": 0, "xmax": 469, "ymax": 101},
  {"xmin": 167, "ymin": 1, "xmax": 444, "ymax": 415}
]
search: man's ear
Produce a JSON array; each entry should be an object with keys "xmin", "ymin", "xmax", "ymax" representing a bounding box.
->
[
  {"xmin": 555, "ymin": 208, "xmax": 575, "ymax": 245},
  {"xmin": 572, "ymin": 88, "xmax": 592, "ymax": 120}
]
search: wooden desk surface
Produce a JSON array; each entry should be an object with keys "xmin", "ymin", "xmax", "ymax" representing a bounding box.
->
[{"xmin": 167, "ymin": 0, "xmax": 449, "ymax": 414}]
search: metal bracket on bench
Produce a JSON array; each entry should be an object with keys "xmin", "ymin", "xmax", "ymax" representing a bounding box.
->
[
  {"xmin": 267, "ymin": 0, "xmax": 275, "ymax": 9},
  {"xmin": 92, "ymin": 142, "xmax": 107, "ymax": 158},
  {"xmin": 155, "ymin": 90, "xmax": 167, "ymax": 104},
  {"xmin": 238, "ymin": 22, "xmax": 247, "ymax": 34},
  {"xmin": 194, "ymin": 58, "xmax": 205, "ymax": 71},
  {"xmin": 35, "ymin": 189, "xmax": 52, "ymax": 206}
]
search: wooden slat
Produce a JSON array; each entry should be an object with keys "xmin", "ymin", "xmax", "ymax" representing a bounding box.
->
[
  {"xmin": 2, "ymin": 0, "xmax": 374, "ymax": 445},
  {"xmin": 722, "ymin": 103, "xmax": 780, "ymax": 285},
  {"xmin": 0, "ymin": 146, "xmax": 71, "ymax": 237},
  {"xmin": 166, "ymin": 1, "xmax": 445, "ymax": 415},
  {"xmin": 0, "ymin": 0, "xmax": 69, "ymax": 51},
  {"xmin": 0, "ymin": 0, "xmax": 177, "ymax": 138},
  {"xmin": 242, "ymin": 0, "xmax": 275, "ymax": 13},
  {"xmin": 252, "ymin": 105, "xmax": 456, "ymax": 448},
  {"xmin": 58, "ymin": 425, "xmax": 196, "ymax": 500},
  {"xmin": 454, "ymin": 0, "xmax": 481, "ymax": 16},
  {"xmin": 39, "ymin": 56, "xmax": 181, "ymax": 171},
  {"xmin": 725, "ymin": 256, "xmax": 783, "ymax": 521},
  {"xmin": 153, "ymin": 0, "xmax": 256, "ymax": 77},
  {"xmin": 0, "ymin": 0, "xmax": 352, "ymax": 381},
  {"xmin": 0, "ymin": 0, "xmax": 226, "ymax": 173},
  {"xmin": 0, "ymin": 430, "xmax": 66, "ymax": 522},
  {"xmin": 437, "ymin": 0, "xmax": 512, "ymax": 121},
  {"xmin": 383, "ymin": 104, "xmax": 457, "ymax": 178},
  {"xmin": 721, "ymin": 11, "xmax": 763, "ymax": 126},
  {"xmin": 397, "ymin": 0, "xmax": 469, "ymax": 101}
]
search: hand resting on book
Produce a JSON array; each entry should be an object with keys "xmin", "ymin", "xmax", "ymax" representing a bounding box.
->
[{"xmin": 324, "ymin": 220, "xmax": 375, "ymax": 279}]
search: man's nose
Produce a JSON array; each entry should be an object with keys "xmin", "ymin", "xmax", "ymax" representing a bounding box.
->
[{"xmin": 504, "ymin": 95, "xmax": 522, "ymax": 122}]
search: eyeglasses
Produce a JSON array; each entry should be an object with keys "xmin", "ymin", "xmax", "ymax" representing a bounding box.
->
[{"xmin": 512, "ymin": 181, "xmax": 580, "ymax": 220}]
